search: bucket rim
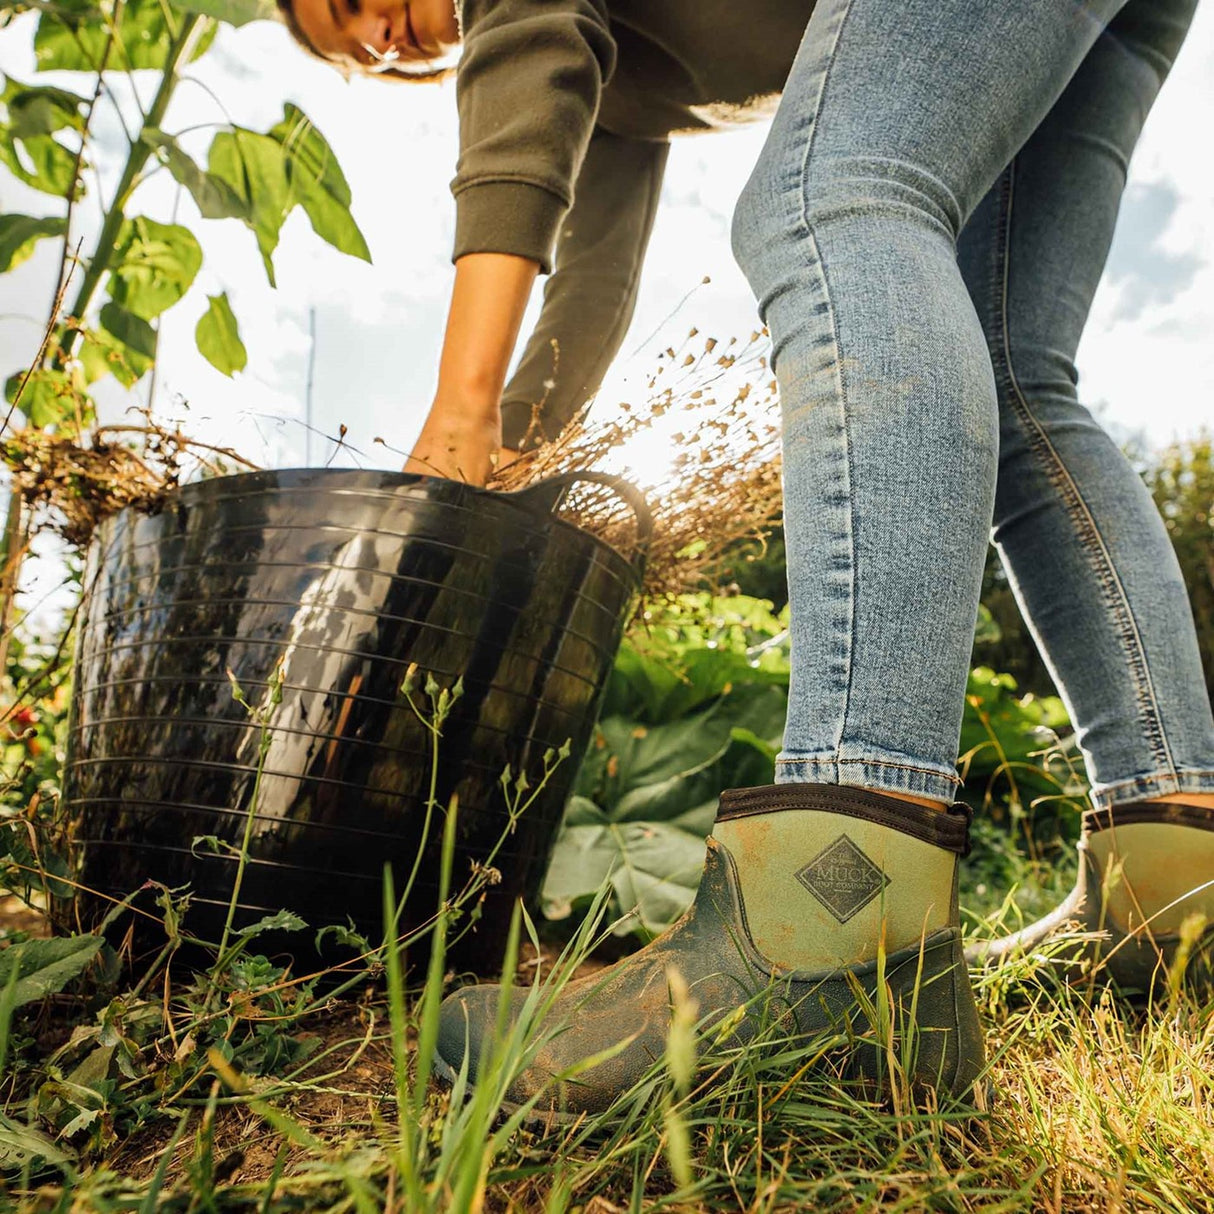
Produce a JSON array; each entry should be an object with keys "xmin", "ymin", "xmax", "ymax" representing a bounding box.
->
[{"xmin": 136, "ymin": 467, "xmax": 646, "ymax": 588}]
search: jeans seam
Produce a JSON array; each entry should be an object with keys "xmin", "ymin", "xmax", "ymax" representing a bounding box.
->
[
  {"xmin": 992, "ymin": 158, "xmax": 1177, "ymax": 781},
  {"xmin": 777, "ymin": 755, "xmax": 963, "ymax": 784},
  {"xmin": 790, "ymin": 0, "xmax": 861, "ymax": 764},
  {"xmin": 795, "ymin": 0, "xmax": 859, "ymax": 237},
  {"xmin": 1094, "ymin": 770, "xmax": 1214, "ymax": 810}
]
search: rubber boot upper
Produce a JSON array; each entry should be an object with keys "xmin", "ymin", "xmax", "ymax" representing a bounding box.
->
[{"xmin": 435, "ymin": 783, "xmax": 985, "ymax": 1119}]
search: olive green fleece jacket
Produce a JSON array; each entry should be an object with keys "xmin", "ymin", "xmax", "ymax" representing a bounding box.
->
[{"xmin": 454, "ymin": 0, "xmax": 816, "ymax": 450}]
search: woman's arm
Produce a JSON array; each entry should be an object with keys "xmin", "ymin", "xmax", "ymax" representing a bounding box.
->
[
  {"xmin": 501, "ymin": 129, "xmax": 670, "ymax": 452},
  {"xmin": 403, "ymin": 251, "xmax": 538, "ymax": 483}
]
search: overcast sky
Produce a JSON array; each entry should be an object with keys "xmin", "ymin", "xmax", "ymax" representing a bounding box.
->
[{"xmin": 1, "ymin": 5, "xmax": 1212, "ymax": 487}]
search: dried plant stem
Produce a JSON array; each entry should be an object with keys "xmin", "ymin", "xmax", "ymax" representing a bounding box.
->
[{"xmin": 492, "ymin": 329, "xmax": 784, "ymax": 603}]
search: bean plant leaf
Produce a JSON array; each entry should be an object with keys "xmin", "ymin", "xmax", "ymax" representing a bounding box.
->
[
  {"xmin": 0, "ymin": 214, "xmax": 66, "ymax": 273},
  {"xmin": 208, "ymin": 128, "xmax": 291, "ymax": 285},
  {"xmin": 195, "ymin": 292, "xmax": 247, "ymax": 376},
  {"xmin": 141, "ymin": 128, "xmax": 248, "ymax": 220},
  {"xmin": 33, "ymin": 1, "xmax": 217, "ymax": 74},
  {"xmin": 270, "ymin": 103, "xmax": 370, "ymax": 262},
  {"xmin": 167, "ymin": 0, "xmax": 278, "ymax": 26},
  {"xmin": 0, "ymin": 934, "xmax": 102, "ymax": 1010},
  {"xmin": 110, "ymin": 215, "xmax": 202, "ymax": 320},
  {"xmin": 0, "ymin": 130, "xmax": 79, "ymax": 197},
  {"xmin": 1, "ymin": 77, "xmax": 86, "ymax": 137},
  {"xmin": 78, "ymin": 326, "xmax": 150, "ymax": 388},
  {"xmin": 3, "ymin": 367, "xmax": 83, "ymax": 428},
  {"xmin": 98, "ymin": 300, "xmax": 158, "ymax": 368}
]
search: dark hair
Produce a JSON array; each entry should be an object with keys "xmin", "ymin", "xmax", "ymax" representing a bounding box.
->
[{"xmin": 275, "ymin": 0, "xmax": 456, "ymax": 82}]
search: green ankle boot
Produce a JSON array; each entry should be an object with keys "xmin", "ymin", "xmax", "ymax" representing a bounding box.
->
[
  {"xmin": 968, "ymin": 799, "xmax": 1214, "ymax": 992},
  {"xmin": 435, "ymin": 783, "xmax": 986, "ymax": 1120}
]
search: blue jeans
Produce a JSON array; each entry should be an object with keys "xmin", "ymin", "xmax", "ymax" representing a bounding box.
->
[{"xmin": 731, "ymin": 0, "xmax": 1214, "ymax": 809}]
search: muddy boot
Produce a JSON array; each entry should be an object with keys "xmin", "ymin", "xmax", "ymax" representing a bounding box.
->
[
  {"xmin": 434, "ymin": 783, "xmax": 985, "ymax": 1121},
  {"xmin": 968, "ymin": 800, "xmax": 1214, "ymax": 992}
]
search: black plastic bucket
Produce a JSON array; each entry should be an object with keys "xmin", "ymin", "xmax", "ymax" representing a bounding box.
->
[{"xmin": 65, "ymin": 468, "xmax": 650, "ymax": 974}]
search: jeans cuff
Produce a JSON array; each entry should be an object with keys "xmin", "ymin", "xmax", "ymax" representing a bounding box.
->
[
  {"xmin": 1091, "ymin": 769, "xmax": 1214, "ymax": 811},
  {"xmin": 775, "ymin": 751, "xmax": 963, "ymax": 804}
]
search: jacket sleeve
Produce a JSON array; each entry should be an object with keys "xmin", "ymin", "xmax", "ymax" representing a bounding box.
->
[
  {"xmin": 500, "ymin": 126, "xmax": 670, "ymax": 451},
  {"xmin": 452, "ymin": 0, "xmax": 616, "ymax": 273}
]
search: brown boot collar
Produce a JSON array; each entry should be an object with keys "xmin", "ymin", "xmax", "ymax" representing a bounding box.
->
[
  {"xmin": 716, "ymin": 784, "xmax": 972, "ymax": 855},
  {"xmin": 1085, "ymin": 799, "xmax": 1214, "ymax": 834}
]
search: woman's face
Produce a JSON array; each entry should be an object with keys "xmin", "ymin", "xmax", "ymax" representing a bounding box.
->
[{"xmin": 291, "ymin": 0, "xmax": 460, "ymax": 71}]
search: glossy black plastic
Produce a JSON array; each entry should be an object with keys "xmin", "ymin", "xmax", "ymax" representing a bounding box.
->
[{"xmin": 66, "ymin": 468, "xmax": 649, "ymax": 975}]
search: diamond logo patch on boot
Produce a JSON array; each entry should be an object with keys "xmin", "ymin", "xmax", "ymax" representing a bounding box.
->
[{"xmin": 796, "ymin": 834, "xmax": 891, "ymax": 923}]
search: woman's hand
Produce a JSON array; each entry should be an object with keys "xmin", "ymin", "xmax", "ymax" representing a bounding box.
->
[
  {"xmin": 403, "ymin": 405, "xmax": 519, "ymax": 485},
  {"xmin": 405, "ymin": 251, "xmax": 538, "ymax": 486}
]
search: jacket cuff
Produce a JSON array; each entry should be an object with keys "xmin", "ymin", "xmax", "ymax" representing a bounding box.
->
[{"xmin": 452, "ymin": 180, "xmax": 568, "ymax": 274}]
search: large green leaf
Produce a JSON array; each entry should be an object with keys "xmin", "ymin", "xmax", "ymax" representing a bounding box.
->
[
  {"xmin": 0, "ymin": 76, "xmax": 85, "ymax": 197},
  {"xmin": 272, "ymin": 104, "xmax": 370, "ymax": 261},
  {"xmin": 195, "ymin": 292, "xmax": 247, "ymax": 375},
  {"xmin": 110, "ymin": 215, "xmax": 202, "ymax": 320},
  {"xmin": 0, "ymin": 214, "xmax": 66, "ymax": 273},
  {"xmin": 577, "ymin": 682, "xmax": 787, "ymax": 815},
  {"xmin": 0, "ymin": 934, "xmax": 102, "ymax": 1009},
  {"xmin": 542, "ymin": 798, "xmax": 707, "ymax": 936},
  {"xmin": 33, "ymin": 1, "xmax": 217, "ymax": 73},
  {"xmin": 271, "ymin": 102, "xmax": 354, "ymax": 206},
  {"xmin": 208, "ymin": 127, "xmax": 290, "ymax": 284},
  {"xmin": 142, "ymin": 128, "xmax": 248, "ymax": 220}
]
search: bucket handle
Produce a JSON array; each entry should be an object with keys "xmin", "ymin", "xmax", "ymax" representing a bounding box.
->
[{"xmin": 508, "ymin": 471, "xmax": 653, "ymax": 570}]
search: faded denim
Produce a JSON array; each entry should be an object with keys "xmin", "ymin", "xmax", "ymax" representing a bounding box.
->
[{"xmin": 731, "ymin": 0, "xmax": 1214, "ymax": 808}]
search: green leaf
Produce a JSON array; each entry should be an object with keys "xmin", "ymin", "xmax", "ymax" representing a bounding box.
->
[
  {"xmin": 271, "ymin": 102, "xmax": 354, "ymax": 207},
  {"xmin": 208, "ymin": 128, "xmax": 290, "ymax": 285},
  {"xmin": 0, "ymin": 934, "xmax": 102, "ymax": 1009},
  {"xmin": 78, "ymin": 326, "xmax": 149, "ymax": 388},
  {"xmin": 110, "ymin": 215, "xmax": 202, "ymax": 320},
  {"xmin": 235, "ymin": 908, "xmax": 306, "ymax": 937},
  {"xmin": 577, "ymin": 683, "xmax": 787, "ymax": 814},
  {"xmin": 195, "ymin": 292, "xmax": 247, "ymax": 375},
  {"xmin": 0, "ymin": 131, "xmax": 79, "ymax": 197},
  {"xmin": 4, "ymin": 367, "xmax": 81, "ymax": 427},
  {"xmin": 33, "ymin": 1, "xmax": 216, "ymax": 74},
  {"xmin": 541, "ymin": 800, "xmax": 706, "ymax": 936},
  {"xmin": 99, "ymin": 300, "xmax": 158, "ymax": 366},
  {"xmin": 167, "ymin": 0, "xmax": 278, "ymax": 26},
  {"xmin": 142, "ymin": 128, "xmax": 248, "ymax": 220},
  {"xmin": 1, "ymin": 78, "xmax": 87, "ymax": 137},
  {"xmin": 0, "ymin": 1111, "xmax": 74, "ymax": 1172},
  {"xmin": 273, "ymin": 104, "xmax": 371, "ymax": 262},
  {"xmin": 0, "ymin": 214, "xmax": 65, "ymax": 273}
]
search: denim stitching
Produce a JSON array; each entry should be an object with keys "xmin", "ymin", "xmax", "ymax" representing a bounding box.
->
[
  {"xmin": 794, "ymin": 0, "xmax": 858, "ymax": 232},
  {"xmin": 776, "ymin": 755, "xmax": 963, "ymax": 783},
  {"xmin": 993, "ymin": 160, "xmax": 1176, "ymax": 779},
  {"xmin": 789, "ymin": 0, "xmax": 861, "ymax": 766}
]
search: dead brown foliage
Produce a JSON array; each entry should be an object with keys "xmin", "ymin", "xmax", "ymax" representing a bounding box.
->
[
  {"xmin": 2, "ymin": 413, "xmax": 257, "ymax": 548},
  {"xmin": 491, "ymin": 329, "xmax": 784, "ymax": 602}
]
